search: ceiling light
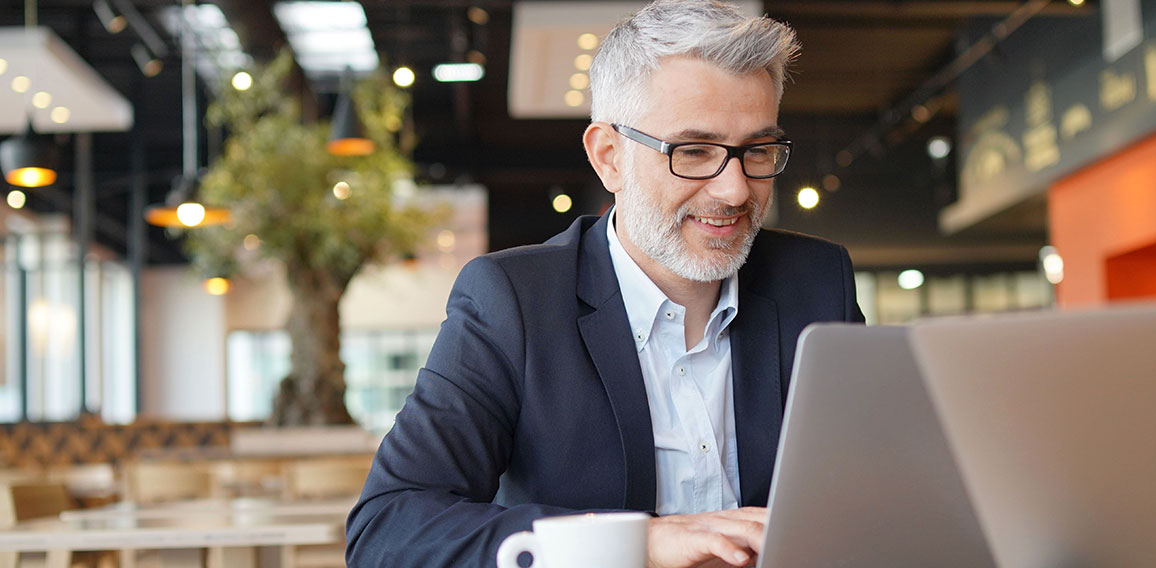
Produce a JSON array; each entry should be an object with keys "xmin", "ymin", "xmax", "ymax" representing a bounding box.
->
[
  {"xmin": 436, "ymin": 230, "xmax": 456, "ymax": 252},
  {"xmin": 146, "ymin": 6, "xmax": 228, "ymax": 229},
  {"xmin": 31, "ymin": 91, "xmax": 51, "ymax": 109},
  {"xmin": 176, "ymin": 202, "xmax": 206, "ymax": 226},
  {"xmin": 93, "ymin": 0, "xmax": 127, "ymax": 34},
  {"xmin": 466, "ymin": 50, "xmax": 487, "ymax": 66},
  {"xmin": 569, "ymin": 73, "xmax": 589, "ymax": 90},
  {"xmin": 1068, "ymin": 0, "xmax": 1085, "ymax": 5},
  {"xmin": 332, "ymin": 181, "xmax": 351, "ymax": 199},
  {"xmin": 1, "ymin": 127, "xmax": 59, "ymax": 188},
  {"xmin": 160, "ymin": 3, "xmax": 252, "ymax": 85},
  {"xmin": 7, "ymin": 190, "xmax": 26, "ymax": 209},
  {"xmin": 327, "ymin": 90, "xmax": 373, "ymax": 156},
  {"xmin": 552, "ymin": 193, "xmax": 573, "ymax": 213},
  {"xmin": 927, "ymin": 136, "xmax": 952, "ymax": 159},
  {"xmin": 273, "ymin": 1, "xmax": 378, "ymax": 77},
  {"xmin": 897, "ymin": 270, "xmax": 925, "ymax": 290},
  {"xmin": 563, "ymin": 90, "xmax": 584, "ymax": 107},
  {"xmin": 574, "ymin": 54, "xmax": 592, "ymax": 71},
  {"xmin": 11, "ymin": 76, "xmax": 31, "ymax": 93},
  {"xmin": 146, "ymin": 196, "xmax": 229, "ymax": 227},
  {"xmin": 204, "ymin": 277, "xmax": 230, "ymax": 296},
  {"xmin": 467, "ymin": 6, "xmax": 489, "ymax": 25},
  {"xmin": 1040, "ymin": 246, "xmax": 1064, "ymax": 284},
  {"xmin": 0, "ymin": 58, "xmax": 8, "ymax": 75},
  {"xmin": 577, "ymin": 33, "xmax": 599, "ymax": 51},
  {"xmin": 50, "ymin": 107, "xmax": 70, "ymax": 124},
  {"xmin": 432, "ymin": 63, "xmax": 484, "ymax": 83},
  {"xmin": 231, "ymin": 71, "xmax": 252, "ymax": 91},
  {"xmin": 797, "ymin": 187, "xmax": 819, "ymax": 209},
  {"xmin": 393, "ymin": 67, "xmax": 415, "ymax": 88},
  {"xmin": 131, "ymin": 43, "xmax": 163, "ymax": 77}
]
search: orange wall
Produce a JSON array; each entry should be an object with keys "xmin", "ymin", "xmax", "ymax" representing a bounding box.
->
[{"xmin": 1048, "ymin": 132, "xmax": 1156, "ymax": 307}]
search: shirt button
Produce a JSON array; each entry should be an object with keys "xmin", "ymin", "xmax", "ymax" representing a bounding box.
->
[
  {"xmin": 676, "ymin": 366, "xmax": 686, "ymax": 376},
  {"xmin": 664, "ymin": 311, "xmax": 675, "ymax": 320},
  {"xmin": 635, "ymin": 330, "xmax": 645, "ymax": 342},
  {"xmin": 700, "ymin": 442, "xmax": 710, "ymax": 453},
  {"xmin": 718, "ymin": 331, "xmax": 725, "ymax": 341}
]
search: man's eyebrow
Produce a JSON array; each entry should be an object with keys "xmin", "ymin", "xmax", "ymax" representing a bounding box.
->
[
  {"xmin": 750, "ymin": 126, "xmax": 786, "ymax": 140},
  {"xmin": 670, "ymin": 126, "xmax": 787, "ymax": 142}
]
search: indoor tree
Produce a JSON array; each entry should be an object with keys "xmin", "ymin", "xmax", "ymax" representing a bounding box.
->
[{"xmin": 184, "ymin": 52, "xmax": 441, "ymax": 425}]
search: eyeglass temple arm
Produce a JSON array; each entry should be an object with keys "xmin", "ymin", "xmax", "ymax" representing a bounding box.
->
[{"xmin": 612, "ymin": 124, "xmax": 670, "ymax": 155}]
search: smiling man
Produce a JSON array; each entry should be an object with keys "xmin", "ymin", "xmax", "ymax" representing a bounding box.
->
[{"xmin": 347, "ymin": 1, "xmax": 864, "ymax": 567}]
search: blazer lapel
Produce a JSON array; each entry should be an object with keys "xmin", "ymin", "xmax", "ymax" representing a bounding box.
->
[
  {"xmin": 575, "ymin": 214, "xmax": 657, "ymax": 512},
  {"xmin": 731, "ymin": 288, "xmax": 782, "ymax": 507}
]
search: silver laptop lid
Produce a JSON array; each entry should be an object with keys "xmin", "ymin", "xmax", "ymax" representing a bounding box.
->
[
  {"xmin": 759, "ymin": 324, "xmax": 993, "ymax": 568},
  {"xmin": 910, "ymin": 304, "xmax": 1156, "ymax": 568}
]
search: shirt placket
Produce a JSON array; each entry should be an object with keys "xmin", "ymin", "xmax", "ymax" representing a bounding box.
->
[{"xmin": 663, "ymin": 308, "xmax": 724, "ymax": 513}]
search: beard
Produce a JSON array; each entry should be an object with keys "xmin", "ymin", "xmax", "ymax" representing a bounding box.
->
[{"xmin": 617, "ymin": 165, "xmax": 766, "ymax": 283}]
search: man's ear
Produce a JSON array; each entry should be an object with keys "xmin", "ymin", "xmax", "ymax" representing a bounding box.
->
[{"xmin": 583, "ymin": 122, "xmax": 625, "ymax": 194}]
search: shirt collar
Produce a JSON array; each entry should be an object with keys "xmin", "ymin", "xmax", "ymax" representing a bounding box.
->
[{"xmin": 606, "ymin": 208, "xmax": 740, "ymax": 352}]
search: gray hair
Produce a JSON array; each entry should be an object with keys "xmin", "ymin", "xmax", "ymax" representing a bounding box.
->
[{"xmin": 589, "ymin": 0, "xmax": 800, "ymax": 125}]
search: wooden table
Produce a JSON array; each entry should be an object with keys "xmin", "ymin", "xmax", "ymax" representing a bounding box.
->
[{"xmin": 0, "ymin": 497, "xmax": 353, "ymax": 568}]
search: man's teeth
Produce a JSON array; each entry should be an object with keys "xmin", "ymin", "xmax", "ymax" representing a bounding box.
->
[{"xmin": 693, "ymin": 216, "xmax": 737, "ymax": 227}]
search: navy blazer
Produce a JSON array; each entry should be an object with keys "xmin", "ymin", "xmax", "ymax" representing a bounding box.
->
[{"xmin": 347, "ymin": 213, "xmax": 864, "ymax": 566}]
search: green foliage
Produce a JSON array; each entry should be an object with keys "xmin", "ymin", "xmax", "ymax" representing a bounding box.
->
[{"xmin": 185, "ymin": 51, "xmax": 438, "ymax": 286}]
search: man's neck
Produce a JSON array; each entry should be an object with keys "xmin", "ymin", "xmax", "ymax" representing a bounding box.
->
[{"xmin": 616, "ymin": 224, "xmax": 722, "ymax": 349}]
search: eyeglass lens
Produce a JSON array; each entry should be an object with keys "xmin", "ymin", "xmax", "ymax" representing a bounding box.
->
[{"xmin": 671, "ymin": 144, "xmax": 789, "ymax": 179}]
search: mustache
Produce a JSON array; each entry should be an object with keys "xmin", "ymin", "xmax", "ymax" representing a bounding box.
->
[{"xmin": 680, "ymin": 200, "xmax": 758, "ymax": 219}]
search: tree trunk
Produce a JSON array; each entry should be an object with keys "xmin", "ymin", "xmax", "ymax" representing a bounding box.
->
[{"xmin": 269, "ymin": 264, "xmax": 355, "ymax": 426}]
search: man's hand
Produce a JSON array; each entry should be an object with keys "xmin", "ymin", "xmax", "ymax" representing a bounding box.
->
[{"xmin": 647, "ymin": 507, "xmax": 767, "ymax": 568}]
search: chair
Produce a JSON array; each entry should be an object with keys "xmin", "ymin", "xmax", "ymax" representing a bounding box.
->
[
  {"xmin": 279, "ymin": 456, "xmax": 372, "ymax": 568},
  {"xmin": 210, "ymin": 458, "xmax": 284, "ymax": 498},
  {"xmin": 0, "ymin": 481, "xmax": 107, "ymax": 568},
  {"xmin": 282, "ymin": 456, "xmax": 372, "ymax": 499},
  {"xmin": 120, "ymin": 462, "xmax": 213, "ymax": 568},
  {"xmin": 122, "ymin": 460, "xmax": 212, "ymax": 504}
]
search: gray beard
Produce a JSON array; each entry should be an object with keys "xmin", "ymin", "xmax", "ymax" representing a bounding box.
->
[{"xmin": 617, "ymin": 168, "xmax": 764, "ymax": 283}]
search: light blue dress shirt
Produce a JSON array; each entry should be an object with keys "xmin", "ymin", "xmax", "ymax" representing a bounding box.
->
[{"xmin": 606, "ymin": 211, "xmax": 741, "ymax": 516}]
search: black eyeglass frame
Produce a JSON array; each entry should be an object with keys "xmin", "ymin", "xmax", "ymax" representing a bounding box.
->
[{"xmin": 611, "ymin": 123, "xmax": 793, "ymax": 180}]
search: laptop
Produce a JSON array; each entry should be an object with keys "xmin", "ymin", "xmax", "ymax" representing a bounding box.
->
[
  {"xmin": 758, "ymin": 324, "xmax": 994, "ymax": 568},
  {"xmin": 909, "ymin": 304, "xmax": 1156, "ymax": 568}
]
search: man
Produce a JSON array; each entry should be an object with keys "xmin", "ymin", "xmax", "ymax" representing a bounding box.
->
[{"xmin": 347, "ymin": 1, "xmax": 864, "ymax": 566}]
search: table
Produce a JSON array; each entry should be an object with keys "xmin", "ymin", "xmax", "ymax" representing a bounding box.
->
[
  {"xmin": 0, "ymin": 497, "xmax": 353, "ymax": 568},
  {"xmin": 59, "ymin": 496, "xmax": 356, "ymax": 521}
]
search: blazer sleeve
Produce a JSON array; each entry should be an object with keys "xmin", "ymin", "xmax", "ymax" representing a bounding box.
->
[{"xmin": 345, "ymin": 256, "xmax": 577, "ymax": 567}]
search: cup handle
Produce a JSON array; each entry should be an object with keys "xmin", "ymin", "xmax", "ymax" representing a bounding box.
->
[{"xmin": 496, "ymin": 530, "xmax": 540, "ymax": 568}]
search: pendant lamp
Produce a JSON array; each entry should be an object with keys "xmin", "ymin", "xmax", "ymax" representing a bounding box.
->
[
  {"xmin": 326, "ymin": 70, "xmax": 374, "ymax": 156},
  {"xmin": 1, "ymin": 123, "xmax": 58, "ymax": 188},
  {"xmin": 145, "ymin": 0, "xmax": 228, "ymax": 228}
]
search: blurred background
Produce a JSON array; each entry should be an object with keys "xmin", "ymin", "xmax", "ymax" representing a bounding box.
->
[{"xmin": 0, "ymin": 0, "xmax": 1153, "ymax": 439}]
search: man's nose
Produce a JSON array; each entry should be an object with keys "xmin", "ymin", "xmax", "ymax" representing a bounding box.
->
[{"xmin": 705, "ymin": 156, "xmax": 752, "ymax": 207}]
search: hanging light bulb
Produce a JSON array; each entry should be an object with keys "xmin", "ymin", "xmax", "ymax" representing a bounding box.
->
[{"xmin": 1, "ymin": 124, "xmax": 59, "ymax": 188}]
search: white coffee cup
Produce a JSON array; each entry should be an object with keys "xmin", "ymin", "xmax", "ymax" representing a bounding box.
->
[{"xmin": 495, "ymin": 511, "xmax": 650, "ymax": 568}]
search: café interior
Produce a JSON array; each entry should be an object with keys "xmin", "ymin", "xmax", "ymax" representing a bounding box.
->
[{"xmin": 1, "ymin": 0, "xmax": 1155, "ymax": 565}]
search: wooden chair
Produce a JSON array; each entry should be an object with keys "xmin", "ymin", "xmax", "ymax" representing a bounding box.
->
[
  {"xmin": 120, "ymin": 462, "xmax": 213, "ymax": 568},
  {"xmin": 122, "ymin": 461, "xmax": 212, "ymax": 504},
  {"xmin": 0, "ymin": 481, "xmax": 106, "ymax": 568},
  {"xmin": 280, "ymin": 456, "xmax": 373, "ymax": 568},
  {"xmin": 282, "ymin": 456, "xmax": 372, "ymax": 500},
  {"xmin": 210, "ymin": 458, "xmax": 283, "ymax": 498}
]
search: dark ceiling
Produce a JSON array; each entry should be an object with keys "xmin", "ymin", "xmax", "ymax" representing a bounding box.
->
[{"xmin": 1, "ymin": 0, "xmax": 1096, "ymax": 270}]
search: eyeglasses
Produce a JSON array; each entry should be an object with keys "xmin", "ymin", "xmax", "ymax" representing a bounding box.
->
[{"xmin": 611, "ymin": 124, "xmax": 792, "ymax": 180}]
